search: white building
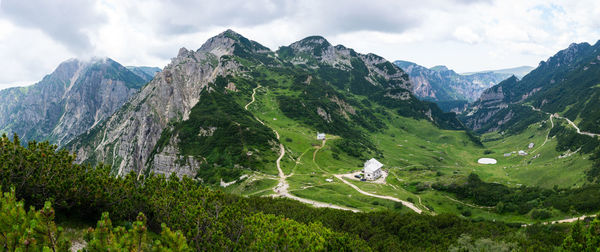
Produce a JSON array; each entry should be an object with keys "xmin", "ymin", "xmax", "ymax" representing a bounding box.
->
[
  {"xmin": 317, "ymin": 133, "xmax": 326, "ymax": 140},
  {"xmin": 363, "ymin": 158, "xmax": 383, "ymax": 180},
  {"xmin": 518, "ymin": 150, "xmax": 528, "ymax": 156},
  {"xmin": 528, "ymin": 142, "xmax": 535, "ymax": 149}
]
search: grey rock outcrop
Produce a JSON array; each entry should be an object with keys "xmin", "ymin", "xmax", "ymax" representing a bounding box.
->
[
  {"xmin": 68, "ymin": 30, "xmax": 255, "ymax": 178},
  {"xmin": 0, "ymin": 58, "xmax": 149, "ymax": 146}
]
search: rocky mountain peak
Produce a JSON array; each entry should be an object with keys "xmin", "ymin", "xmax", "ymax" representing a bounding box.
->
[
  {"xmin": 542, "ymin": 42, "xmax": 592, "ymax": 68},
  {"xmin": 50, "ymin": 58, "xmax": 86, "ymax": 82},
  {"xmin": 198, "ymin": 29, "xmax": 270, "ymax": 58},
  {"xmin": 288, "ymin": 35, "xmax": 332, "ymax": 55},
  {"xmin": 430, "ymin": 65, "xmax": 449, "ymax": 72},
  {"xmin": 0, "ymin": 57, "xmax": 150, "ymax": 146},
  {"xmin": 177, "ymin": 47, "xmax": 191, "ymax": 57}
]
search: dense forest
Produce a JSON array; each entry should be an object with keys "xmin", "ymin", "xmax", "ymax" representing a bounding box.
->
[{"xmin": 1, "ymin": 133, "xmax": 599, "ymax": 251}]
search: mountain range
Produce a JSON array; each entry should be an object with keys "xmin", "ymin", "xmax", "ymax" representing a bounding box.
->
[
  {"xmin": 0, "ymin": 58, "xmax": 159, "ymax": 146},
  {"xmin": 461, "ymin": 65, "xmax": 533, "ymax": 78},
  {"xmin": 393, "ymin": 60, "xmax": 530, "ymax": 112},
  {"xmin": 1, "ymin": 28, "xmax": 599, "ymax": 214},
  {"xmin": 65, "ymin": 30, "xmax": 464, "ymax": 180}
]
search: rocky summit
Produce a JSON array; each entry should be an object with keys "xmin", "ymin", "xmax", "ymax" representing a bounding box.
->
[{"xmin": 0, "ymin": 58, "xmax": 156, "ymax": 146}]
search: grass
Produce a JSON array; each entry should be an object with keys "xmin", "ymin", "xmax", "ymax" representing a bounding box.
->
[
  {"xmin": 223, "ymin": 175, "xmax": 279, "ymax": 196},
  {"xmin": 219, "ymin": 65, "xmax": 594, "ymax": 224}
]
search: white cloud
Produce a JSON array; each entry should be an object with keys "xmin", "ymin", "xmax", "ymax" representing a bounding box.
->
[
  {"xmin": 1, "ymin": 0, "xmax": 600, "ymax": 89},
  {"xmin": 453, "ymin": 27, "xmax": 483, "ymax": 44}
]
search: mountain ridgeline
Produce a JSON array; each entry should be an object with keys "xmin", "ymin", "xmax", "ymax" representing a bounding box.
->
[
  {"xmin": 463, "ymin": 41, "xmax": 600, "ymax": 135},
  {"xmin": 0, "ymin": 58, "xmax": 158, "ymax": 146},
  {"xmin": 66, "ymin": 30, "xmax": 467, "ymax": 182},
  {"xmin": 394, "ymin": 60, "xmax": 520, "ymax": 112}
]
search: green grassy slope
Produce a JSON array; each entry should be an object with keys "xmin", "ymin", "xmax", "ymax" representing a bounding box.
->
[{"xmin": 215, "ymin": 62, "xmax": 594, "ymax": 223}]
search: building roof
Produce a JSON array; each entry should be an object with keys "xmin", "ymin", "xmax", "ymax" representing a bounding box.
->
[{"xmin": 364, "ymin": 158, "xmax": 383, "ymax": 173}]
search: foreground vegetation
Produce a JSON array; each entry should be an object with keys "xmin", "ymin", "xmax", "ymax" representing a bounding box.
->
[{"xmin": 5, "ymin": 134, "xmax": 600, "ymax": 250}]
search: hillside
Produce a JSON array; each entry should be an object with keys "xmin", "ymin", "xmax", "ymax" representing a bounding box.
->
[
  {"xmin": 61, "ymin": 30, "xmax": 600, "ymax": 225},
  {"xmin": 67, "ymin": 30, "xmax": 465, "ymax": 182},
  {"xmin": 1, "ymin": 134, "xmax": 578, "ymax": 251},
  {"xmin": 458, "ymin": 41, "xmax": 600, "ymax": 187},
  {"xmin": 0, "ymin": 58, "xmax": 152, "ymax": 146},
  {"xmin": 394, "ymin": 60, "xmax": 512, "ymax": 112},
  {"xmin": 463, "ymin": 41, "xmax": 600, "ymax": 134}
]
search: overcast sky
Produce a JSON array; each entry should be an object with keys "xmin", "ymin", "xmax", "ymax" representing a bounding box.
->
[{"xmin": 0, "ymin": 0, "xmax": 599, "ymax": 90}]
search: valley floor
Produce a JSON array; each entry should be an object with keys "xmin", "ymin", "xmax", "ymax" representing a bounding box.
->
[{"xmin": 223, "ymin": 82, "xmax": 595, "ymax": 224}]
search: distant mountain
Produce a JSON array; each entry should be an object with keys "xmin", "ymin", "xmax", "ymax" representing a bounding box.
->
[
  {"xmin": 462, "ymin": 66, "xmax": 534, "ymax": 79},
  {"xmin": 0, "ymin": 58, "xmax": 154, "ymax": 146},
  {"xmin": 393, "ymin": 60, "xmax": 512, "ymax": 112},
  {"xmin": 462, "ymin": 41, "xmax": 600, "ymax": 134},
  {"xmin": 67, "ymin": 30, "xmax": 466, "ymax": 181},
  {"xmin": 126, "ymin": 66, "xmax": 161, "ymax": 82}
]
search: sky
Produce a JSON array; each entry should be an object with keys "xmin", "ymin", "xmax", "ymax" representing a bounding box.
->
[{"xmin": 0, "ymin": 0, "xmax": 599, "ymax": 90}]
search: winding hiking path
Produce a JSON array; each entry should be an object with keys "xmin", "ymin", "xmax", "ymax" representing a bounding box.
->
[
  {"xmin": 522, "ymin": 214, "xmax": 598, "ymax": 227},
  {"xmin": 245, "ymin": 85, "xmax": 260, "ymax": 110},
  {"xmin": 334, "ymin": 174, "xmax": 423, "ymax": 213},
  {"xmin": 546, "ymin": 215, "xmax": 597, "ymax": 224},
  {"xmin": 522, "ymin": 105, "xmax": 600, "ymax": 224},
  {"xmin": 561, "ymin": 115, "xmax": 599, "ymax": 137},
  {"xmin": 528, "ymin": 105, "xmax": 599, "ymax": 137},
  {"xmin": 313, "ymin": 139, "xmax": 326, "ymax": 162},
  {"xmin": 245, "ymin": 85, "xmax": 359, "ymax": 212},
  {"xmin": 531, "ymin": 113, "xmax": 554, "ymax": 154}
]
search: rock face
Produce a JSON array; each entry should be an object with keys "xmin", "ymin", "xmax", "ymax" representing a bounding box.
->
[
  {"xmin": 393, "ymin": 60, "xmax": 513, "ymax": 104},
  {"xmin": 67, "ymin": 30, "xmax": 257, "ymax": 177},
  {"xmin": 282, "ymin": 36, "xmax": 412, "ymax": 91},
  {"xmin": 462, "ymin": 41, "xmax": 600, "ymax": 133},
  {"xmin": 0, "ymin": 58, "xmax": 151, "ymax": 146}
]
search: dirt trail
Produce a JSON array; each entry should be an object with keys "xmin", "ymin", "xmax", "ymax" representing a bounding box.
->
[
  {"xmin": 522, "ymin": 214, "xmax": 598, "ymax": 227},
  {"xmin": 531, "ymin": 114, "xmax": 554, "ymax": 154},
  {"xmin": 562, "ymin": 115, "xmax": 599, "ymax": 137},
  {"xmin": 313, "ymin": 139, "xmax": 326, "ymax": 162},
  {"xmin": 545, "ymin": 215, "xmax": 597, "ymax": 224},
  {"xmin": 271, "ymin": 130, "xmax": 358, "ymax": 212},
  {"xmin": 334, "ymin": 174, "xmax": 423, "ymax": 213},
  {"xmin": 245, "ymin": 85, "xmax": 260, "ymax": 110},
  {"xmin": 245, "ymin": 85, "xmax": 359, "ymax": 212},
  {"xmin": 529, "ymin": 105, "xmax": 599, "ymax": 137}
]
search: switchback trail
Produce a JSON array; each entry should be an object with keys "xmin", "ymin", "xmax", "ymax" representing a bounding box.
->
[
  {"xmin": 245, "ymin": 85, "xmax": 359, "ymax": 212},
  {"xmin": 529, "ymin": 105, "xmax": 599, "ymax": 137}
]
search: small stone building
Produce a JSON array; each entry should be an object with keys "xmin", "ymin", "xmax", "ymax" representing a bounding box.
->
[
  {"xmin": 317, "ymin": 133, "xmax": 326, "ymax": 140},
  {"xmin": 363, "ymin": 158, "xmax": 383, "ymax": 180}
]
